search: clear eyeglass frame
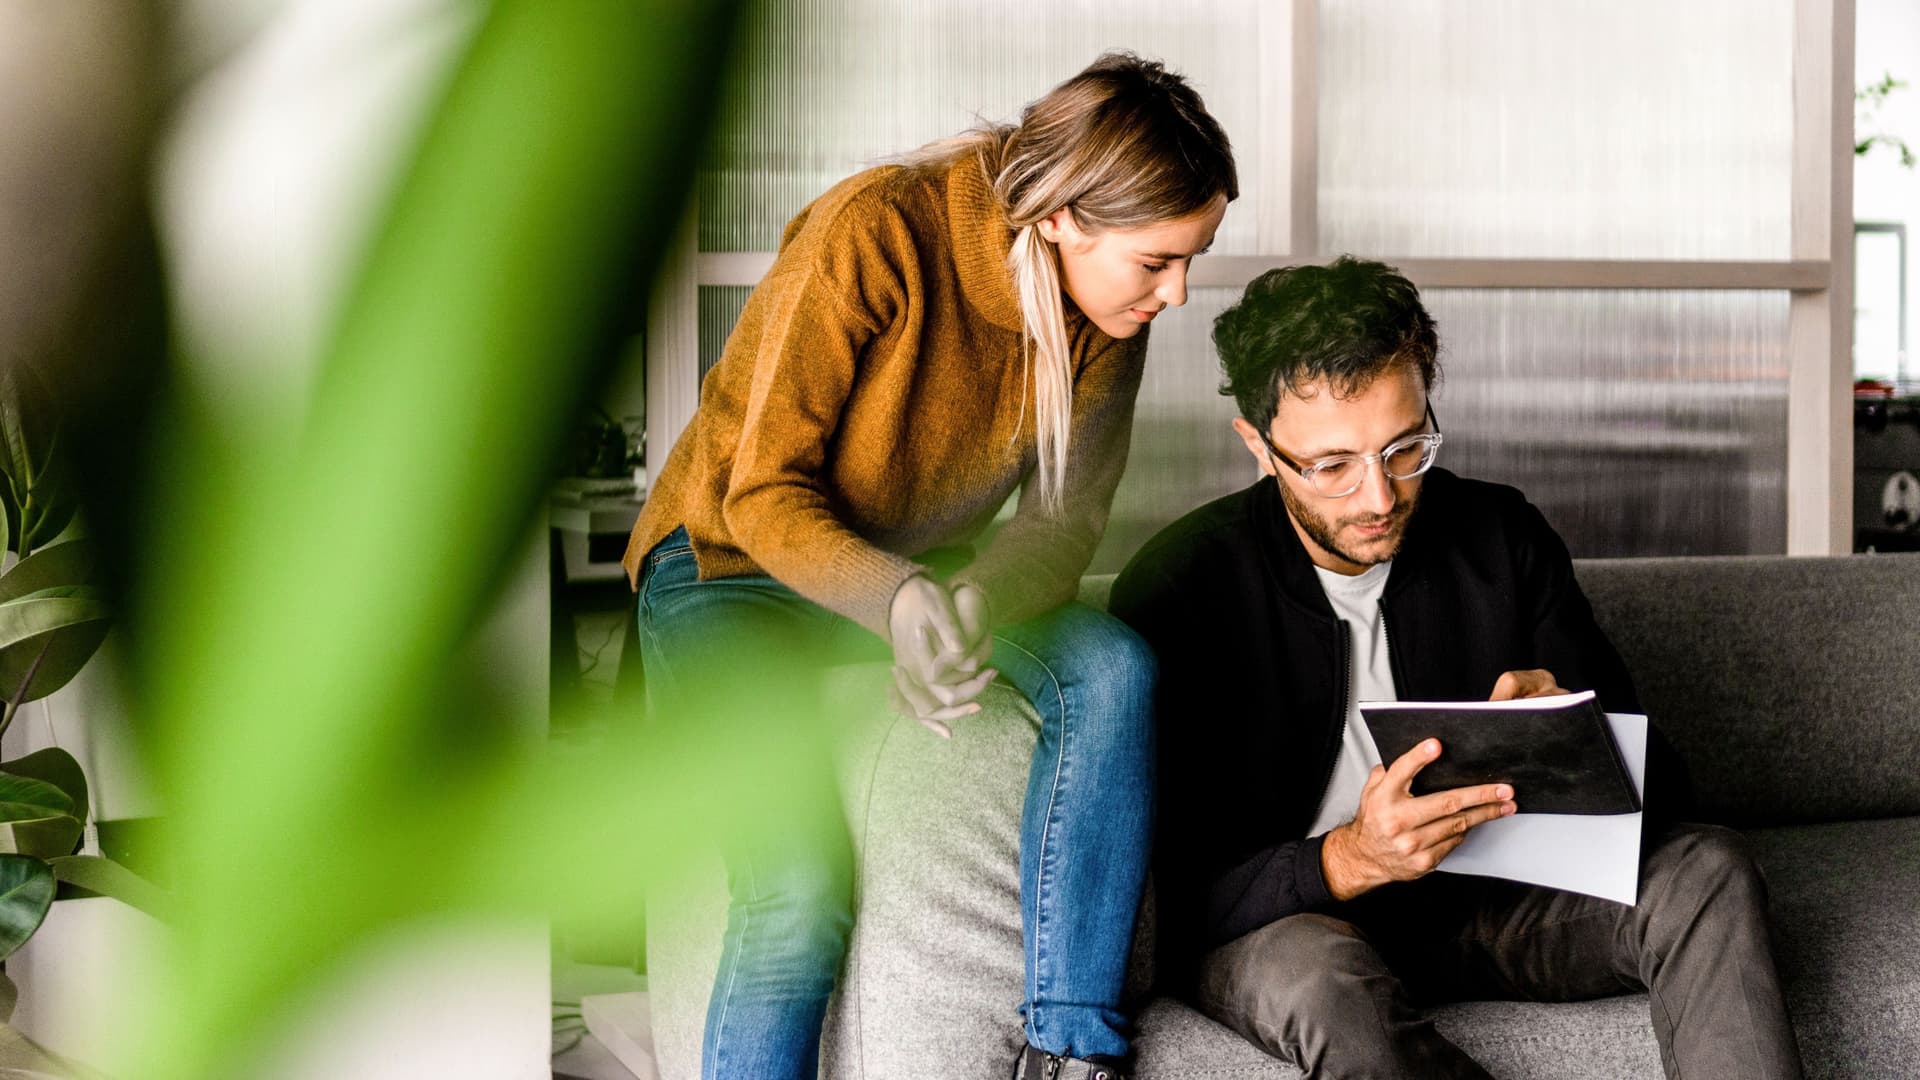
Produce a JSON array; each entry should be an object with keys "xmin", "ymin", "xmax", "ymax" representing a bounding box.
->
[{"xmin": 1263, "ymin": 403, "xmax": 1445, "ymax": 499}]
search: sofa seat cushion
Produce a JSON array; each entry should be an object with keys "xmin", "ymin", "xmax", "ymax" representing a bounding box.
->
[
  {"xmin": 643, "ymin": 636, "xmax": 1920, "ymax": 1079},
  {"xmin": 1748, "ymin": 816, "xmax": 1920, "ymax": 1075}
]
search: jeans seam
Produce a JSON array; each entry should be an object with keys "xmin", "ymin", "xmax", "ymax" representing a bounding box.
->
[
  {"xmin": 706, "ymin": 854, "xmax": 757, "ymax": 1080},
  {"xmin": 997, "ymin": 631, "xmax": 1069, "ymax": 1050}
]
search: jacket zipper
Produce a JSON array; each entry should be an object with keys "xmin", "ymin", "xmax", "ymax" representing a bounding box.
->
[
  {"xmin": 1314, "ymin": 623, "xmax": 1351, "ymax": 812},
  {"xmin": 1376, "ymin": 599, "xmax": 1393, "ymax": 696}
]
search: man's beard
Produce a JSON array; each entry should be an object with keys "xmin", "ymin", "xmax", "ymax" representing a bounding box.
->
[{"xmin": 1276, "ymin": 478, "xmax": 1418, "ymax": 568}]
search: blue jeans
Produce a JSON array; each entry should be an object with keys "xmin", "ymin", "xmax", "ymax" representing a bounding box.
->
[{"xmin": 636, "ymin": 527, "xmax": 1155, "ymax": 1078}]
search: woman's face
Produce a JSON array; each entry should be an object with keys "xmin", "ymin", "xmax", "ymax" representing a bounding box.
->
[{"xmin": 1037, "ymin": 195, "xmax": 1228, "ymax": 340}]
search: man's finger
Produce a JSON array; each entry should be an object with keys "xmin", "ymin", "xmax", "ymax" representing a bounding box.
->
[
  {"xmin": 1405, "ymin": 799, "xmax": 1516, "ymax": 854},
  {"xmin": 1406, "ymin": 782, "xmax": 1513, "ymax": 826},
  {"xmin": 1489, "ymin": 668, "xmax": 1563, "ymax": 701},
  {"xmin": 1383, "ymin": 738, "xmax": 1443, "ymax": 792}
]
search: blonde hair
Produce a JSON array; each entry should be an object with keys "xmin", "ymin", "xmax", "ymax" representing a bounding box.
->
[{"xmin": 906, "ymin": 53, "xmax": 1237, "ymax": 514}]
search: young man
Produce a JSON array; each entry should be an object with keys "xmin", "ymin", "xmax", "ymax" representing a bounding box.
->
[{"xmin": 1108, "ymin": 258, "xmax": 1804, "ymax": 1079}]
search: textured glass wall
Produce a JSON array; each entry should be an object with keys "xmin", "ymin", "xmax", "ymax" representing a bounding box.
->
[
  {"xmin": 691, "ymin": 0, "xmax": 1802, "ymax": 567},
  {"xmin": 1093, "ymin": 287, "xmax": 1256, "ymax": 572},
  {"xmin": 1319, "ymin": 0, "xmax": 1795, "ymax": 259},
  {"xmin": 700, "ymin": 0, "xmax": 1273, "ymax": 254},
  {"xmin": 1087, "ymin": 289, "xmax": 1793, "ymax": 571},
  {"xmin": 1425, "ymin": 290, "xmax": 1791, "ymax": 557},
  {"xmin": 698, "ymin": 286, "xmax": 753, "ymax": 383}
]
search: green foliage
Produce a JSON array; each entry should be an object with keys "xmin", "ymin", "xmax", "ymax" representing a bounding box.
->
[
  {"xmin": 0, "ymin": 367, "xmax": 76, "ymax": 558},
  {"xmin": 0, "ymin": 857, "xmax": 54, "ymax": 962},
  {"xmin": 0, "ymin": 238, "xmax": 157, "ymax": 992},
  {"xmin": 1856, "ymin": 71, "xmax": 1916, "ymax": 167}
]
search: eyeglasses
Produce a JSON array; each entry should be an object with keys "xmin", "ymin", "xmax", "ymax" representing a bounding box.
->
[{"xmin": 1263, "ymin": 402, "xmax": 1444, "ymax": 499}]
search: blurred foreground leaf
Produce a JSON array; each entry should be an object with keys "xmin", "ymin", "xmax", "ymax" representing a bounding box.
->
[{"xmin": 127, "ymin": 2, "xmax": 759, "ymax": 1077}]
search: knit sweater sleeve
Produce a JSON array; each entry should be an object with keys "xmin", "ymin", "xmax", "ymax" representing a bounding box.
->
[
  {"xmin": 953, "ymin": 328, "xmax": 1148, "ymax": 625},
  {"xmin": 719, "ymin": 256, "xmax": 925, "ymax": 638}
]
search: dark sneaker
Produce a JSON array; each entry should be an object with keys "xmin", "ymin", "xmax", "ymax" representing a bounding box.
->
[{"xmin": 1011, "ymin": 1044, "xmax": 1131, "ymax": 1080}]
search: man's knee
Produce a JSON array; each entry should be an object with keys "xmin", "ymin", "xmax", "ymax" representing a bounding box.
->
[
  {"xmin": 1640, "ymin": 824, "xmax": 1772, "ymax": 951},
  {"xmin": 1648, "ymin": 824, "xmax": 1768, "ymax": 904},
  {"xmin": 1204, "ymin": 914, "xmax": 1389, "ymax": 1027}
]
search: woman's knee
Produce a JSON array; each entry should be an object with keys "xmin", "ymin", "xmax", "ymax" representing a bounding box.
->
[{"xmin": 1045, "ymin": 606, "xmax": 1158, "ymax": 714}]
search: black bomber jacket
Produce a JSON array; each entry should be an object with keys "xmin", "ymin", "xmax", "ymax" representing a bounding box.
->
[{"xmin": 1108, "ymin": 468, "xmax": 1692, "ymax": 982}]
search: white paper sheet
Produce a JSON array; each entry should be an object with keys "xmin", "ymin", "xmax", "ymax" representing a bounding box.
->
[{"xmin": 1431, "ymin": 712, "xmax": 1648, "ymax": 905}]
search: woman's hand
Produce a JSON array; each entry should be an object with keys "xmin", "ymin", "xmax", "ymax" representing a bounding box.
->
[{"xmin": 888, "ymin": 576, "xmax": 995, "ymax": 737}]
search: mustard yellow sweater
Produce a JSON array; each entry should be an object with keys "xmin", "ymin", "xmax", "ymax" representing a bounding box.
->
[{"xmin": 623, "ymin": 155, "xmax": 1148, "ymax": 637}]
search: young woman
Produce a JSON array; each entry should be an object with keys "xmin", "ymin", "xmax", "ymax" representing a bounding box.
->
[{"xmin": 625, "ymin": 52, "xmax": 1236, "ymax": 1080}]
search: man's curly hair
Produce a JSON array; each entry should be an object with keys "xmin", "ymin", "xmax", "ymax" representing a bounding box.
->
[{"xmin": 1214, "ymin": 256, "xmax": 1439, "ymax": 431}]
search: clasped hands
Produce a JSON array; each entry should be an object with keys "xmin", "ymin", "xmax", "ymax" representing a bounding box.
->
[
  {"xmin": 1321, "ymin": 667, "xmax": 1568, "ymax": 901},
  {"xmin": 887, "ymin": 574, "xmax": 996, "ymax": 738}
]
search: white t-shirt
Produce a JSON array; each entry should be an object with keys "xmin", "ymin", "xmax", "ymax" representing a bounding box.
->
[{"xmin": 1305, "ymin": 561, "xmax": 1394, "ymax": 839}]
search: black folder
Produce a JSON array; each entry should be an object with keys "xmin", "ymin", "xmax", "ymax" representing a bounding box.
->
[{"xmin": 1358, "ymin": 691, "xmax": 1640, "ymax": 815}]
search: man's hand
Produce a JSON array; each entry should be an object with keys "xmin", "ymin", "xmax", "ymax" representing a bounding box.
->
[
  {"xmin": 1320, "ymin": 738, "xmax": 1517, "ymax": 901},
  {"xmin": 888, "ymin": 576, "xmax": 995, "ymax": 738},
  {"xmin": 1489, "ymin": 669, "xmax": 1569, "ymax": 701}
]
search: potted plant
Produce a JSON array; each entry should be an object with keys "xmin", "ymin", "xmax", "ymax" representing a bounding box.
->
[{"xmin": 0, "ymin": 363, "xmax": 162, "ymax": 1073}]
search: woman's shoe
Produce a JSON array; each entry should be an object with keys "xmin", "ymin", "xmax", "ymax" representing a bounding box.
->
[{"xmin": 1011, "ymin": 1044, "xmax": 1131, "ymax": 1080}]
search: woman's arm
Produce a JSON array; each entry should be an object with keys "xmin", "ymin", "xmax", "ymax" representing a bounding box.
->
[
  {"xmin": 951, "ymin": 330, "xmax": 1149, "ymax": 626},
  {"xmin": 718, "ymin": 247, "xmax": 925, "ymax": 637}
]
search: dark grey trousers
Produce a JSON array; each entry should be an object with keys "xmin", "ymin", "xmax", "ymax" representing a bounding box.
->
[{"xmin": 1193, "ymin": 824, "xmax": 1804, "ymax": 1080}]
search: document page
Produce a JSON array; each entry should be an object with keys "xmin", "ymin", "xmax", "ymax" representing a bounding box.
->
[{"xmin": 1431, "ymin": 712, "xmax": 1648, "ymax": 904}]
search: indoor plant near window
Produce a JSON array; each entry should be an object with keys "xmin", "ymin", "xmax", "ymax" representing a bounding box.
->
[{"xmin": 0, "ymin": 363, "xmax": 161, "ymax": 1073}]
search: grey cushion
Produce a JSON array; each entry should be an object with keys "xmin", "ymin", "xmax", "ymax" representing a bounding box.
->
[
  {"xmin": 647, "ymin": 558, "xmax": 1920, "ymax": 1079},
  {"xmin": 1575, "ymin": 554, "xmax": 1920, "ymax": 826},
  {"xmin": 1750, "ymin": 817, "xmax": 1920, "ymax": 1077}
]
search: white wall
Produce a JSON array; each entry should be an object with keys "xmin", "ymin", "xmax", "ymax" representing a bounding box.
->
[{"xmin": 1855, "ymin": 0, "xmax": 1920, "ymax": 380}]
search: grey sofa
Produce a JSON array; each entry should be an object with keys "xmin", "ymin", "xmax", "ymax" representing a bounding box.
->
[{"xmin": 647, "ymin": 554, "xmax": 1920, "ymax": 1078}]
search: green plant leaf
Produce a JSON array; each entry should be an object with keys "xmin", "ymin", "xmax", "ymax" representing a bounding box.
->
[
  {"xmin": 0, "ymin": 818, "xmax": 80, "ymax": 861},
  {"xmin": 0, "ymin": 367, "xmax": 72, "ymax": 559},
  {"xmin": 1, "ymin": 749, "xmax": 88, "ymax": 823},
  {"xmin": 0, "ymin": 541, "xmax": 98, "ymax": 607},
  {"xmin": 50, "ymin": 856, "xmax": 169, "ymax": 921},
  {"xmin": 0, "ymin": 593, "xmax": 110, "ymax": 708},
  {"xmin": 0, "ymin": 856, "xmax": 54, "ymax": 963},
  {"xmin": 0, "ymin": 775, "xmax": 73, "ymax": 825}
]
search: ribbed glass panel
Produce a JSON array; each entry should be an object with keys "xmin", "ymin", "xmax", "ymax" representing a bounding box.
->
[
  {"xmin": 1093, "ymin": 287, "xmax": 1254, "ymax": 572},
  {"xmin": 1095, "ymin": 289, "xmax": 1791, "ymax": 571},
  {"xmin": 698, "ymin": 286, "xmax": 753, "ymax": 383},
  {"xmin": 697, "ymin": 284, "xmax": 1790, "ymax": 568},
  {"xmin": 1319, "ymin": 0, "xmax": 1795, "ymax": 259},
  {"xmin": 1424, "ymin": 290, "xmax": 1791, "ymax": 558},
  {"xmin": 700, "ymin": 1, "xmax": 1271, "ymax": 254}
]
